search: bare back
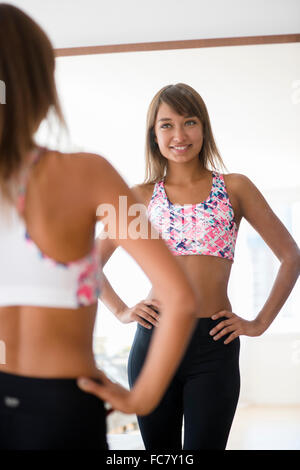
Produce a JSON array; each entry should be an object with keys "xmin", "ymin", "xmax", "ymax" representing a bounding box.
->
[{"xmin": 0, "ymin": 150, "xmax": 101, "ymax": 378}]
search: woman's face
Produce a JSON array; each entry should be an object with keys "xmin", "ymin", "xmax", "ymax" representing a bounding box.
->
[{"xmin": 154, "ymin": 102, "xmax": 203, "ymax": 164}]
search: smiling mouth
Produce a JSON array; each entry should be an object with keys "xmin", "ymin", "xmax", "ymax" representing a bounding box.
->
[{"xmin": 170, "ymin": 144, "xmax": 192, "ymax": 150}]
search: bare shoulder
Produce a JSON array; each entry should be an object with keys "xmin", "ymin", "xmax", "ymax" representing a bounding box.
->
[
  {"xmin": 224, "ymin": 171, "xmax": 275, "ymax": 224},
  {"xmin": 45, "ymin": 149, "xmax": 105, "ymax": 172},
  {"xmin": 223, "ymin": 172, "xmax": 299, "ymax": 261},
  {"xmin": 223, "ymin": 172, "xmax": 261, "ymax": 200},
  {"xmin": 130, "ymin": 182, "xmax": 155, "ymax": 206},
  {"xmin": 223, "ymin": 172, "xmax": 253, "ymax": 191},
  {"xmin": 53, "ymin": 150, "xmax": 108, "ymax": 171},
  {"xmin": 44, "ymin": 151, "xmax": 124, "ymax": 206},
  {"xmin": 48, "ymin": 150, "xmax": 155, "ymax": 206},
  {"xmin": 50, "ymin": 151, "xmax": 119, "ymax": 185},
  {"xmin": 222, "ymin": 173, "xmax": 261, "ymax": 223}
]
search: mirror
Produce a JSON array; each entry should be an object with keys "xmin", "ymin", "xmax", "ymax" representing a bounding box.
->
[{"xmin": 51, "ymin": 42, "xmax": 300, "ymax": 446}]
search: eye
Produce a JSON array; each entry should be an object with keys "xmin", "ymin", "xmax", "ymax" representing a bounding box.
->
[
  {"xmin": 160, "ymin": 123, "xmax": 172, "ymax": 129},
  {"xmin": 185, "ymin": 120, "xmax": 197, "ymax": 126}
]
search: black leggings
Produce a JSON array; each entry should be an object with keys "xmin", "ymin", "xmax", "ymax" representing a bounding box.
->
[
  {"xmin": 0, "ymin": 370, "xmax": 108, "ymax": 450},
  {"xmin": 128, "ymin": 316, "xmax": 240, "ymax": 450}
]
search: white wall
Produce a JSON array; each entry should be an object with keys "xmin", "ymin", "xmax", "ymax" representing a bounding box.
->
[
  {"xmin": 54, "ymin": 43, "xmax": 300, "ymax": 189},
  {"xmin": 5, "ymin": 0, "xmax": 300, "ymax": 48},
  {"xmin": 240, "ymin": 335, "xmax": 300, "ymax": 405},
  {"xmin": 49, "ymin": 42, "xmax": 300, "ymax": 405}
]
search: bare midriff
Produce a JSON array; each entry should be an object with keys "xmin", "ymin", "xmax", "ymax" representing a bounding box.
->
[
  {"xmin": 145, "ymin": 254, "xmax": 233, "ymax": 317},
  {"xmin": 0, "ymin": 304, "xmax": 100, "ymax": 378}
]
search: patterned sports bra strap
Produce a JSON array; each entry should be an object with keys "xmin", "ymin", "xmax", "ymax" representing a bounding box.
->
[
  {"xmin": 212, "ymin": 171, "xmax": 222, "ymax": 188},
  {"xmin": 148, "ymin": 179, "xmax": 161, "ymax": 207},
  {"xmin": 217, "ymin": 172, "xmax": 228, "ymax": 191},
  {"xmin": 217, "ymin": 172, "xmax": 224, "ymax": 182}
]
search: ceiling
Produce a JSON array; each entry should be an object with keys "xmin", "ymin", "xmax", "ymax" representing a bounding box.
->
[{"xmin": 4, "ymin": 0, "xmax": 300, "ymax": 49}]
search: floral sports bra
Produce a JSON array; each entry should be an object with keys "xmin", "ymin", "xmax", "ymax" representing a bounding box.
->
[{"xmin": 147, "ymin": 171, "xmax": 238, "ymax": 261}]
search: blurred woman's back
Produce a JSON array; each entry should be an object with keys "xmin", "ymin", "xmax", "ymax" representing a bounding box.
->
[
  {"xmin": 0, "ymin": 5, "xmax": 197, "ymax": 450},
  {"xmin": 0, "ymin": 5, "xmax": 103, "ymax": 378},
  {"xmin": 0, "ymin": 147, "xmax": 109, "ymax": 378}
]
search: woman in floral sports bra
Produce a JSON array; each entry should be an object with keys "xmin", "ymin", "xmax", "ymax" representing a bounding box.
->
[
  {"xmin": 83, "ymin": 83, "xmax": 300, "ymax": 450},
  {"xmin": 0, "ymin": 6, "xmax": 199, "ymax": 449}
]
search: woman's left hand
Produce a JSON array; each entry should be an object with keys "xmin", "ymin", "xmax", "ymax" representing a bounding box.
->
[{"xmin": 209, "ymin": 310, "xmax": 266, "ymax": 344}]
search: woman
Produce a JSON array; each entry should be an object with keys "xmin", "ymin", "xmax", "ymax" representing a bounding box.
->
[
  {"xmin": 80, "ymin": 83, "xmax": 300, "ymax": 450},
  {"xmin": 0, "ymin": 6, "xmax": 198, "ymax": 450}
]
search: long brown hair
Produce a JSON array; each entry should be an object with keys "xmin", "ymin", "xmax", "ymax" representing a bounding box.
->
[
  {"xmin": 144, "ymin": 83, "xmax": 227, "ymax": 183},
  {"xmin": 0, "ymin": 4, "xmax": 66, "ymax": 201}
]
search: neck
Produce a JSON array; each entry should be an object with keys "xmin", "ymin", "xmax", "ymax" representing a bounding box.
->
[{"xmin": 165, "ymin": 160, "xmax": 208, "ymax": 185}]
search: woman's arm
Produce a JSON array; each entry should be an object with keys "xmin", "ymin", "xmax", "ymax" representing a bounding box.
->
[
  {"xmin": 210, "ymin": 174, "xmax": 300, "ymax": 343},
  {"xmin": 79, "ymin": 154, "xmax": 197, "ymax": 414},
  {"xmin": 97, "ymin": 197, "xmax": 161, "ymax": 328},
  {"xmin": 97, "ymin": 238, "xmax": 128, "ymax": 318}
]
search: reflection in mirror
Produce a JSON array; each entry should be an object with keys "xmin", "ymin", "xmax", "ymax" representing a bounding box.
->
[{"xmin": 44, "ymin": 42, "xmax": 300, "ymax": 447}]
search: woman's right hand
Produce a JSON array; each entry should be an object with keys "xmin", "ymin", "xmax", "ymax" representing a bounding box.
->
[
  {"xmin": 77, "ymin": 370, "xmax": 138, "ymax": 415},
  {"xmin": 77, "ymin": 368, "xmax": 155, "ymax": 416},
  {"xmin": 119, "ymin": 298, "xmax": 161, "ymax": 329}
]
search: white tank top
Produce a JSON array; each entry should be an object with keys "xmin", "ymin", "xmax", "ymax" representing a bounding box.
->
[{"xmin": 0, "ymin": 148, "xmax": 102, "ymax": 309}]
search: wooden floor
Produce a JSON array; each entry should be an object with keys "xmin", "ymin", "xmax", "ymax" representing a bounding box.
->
[{"xmin": 107, "ymin": 405, "xmax": 300, "ymax": 450}]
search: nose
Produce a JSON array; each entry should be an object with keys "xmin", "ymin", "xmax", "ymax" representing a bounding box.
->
[{"xmin": 172, "ymin": 125, "xmax": 187, "ymax": 142}]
